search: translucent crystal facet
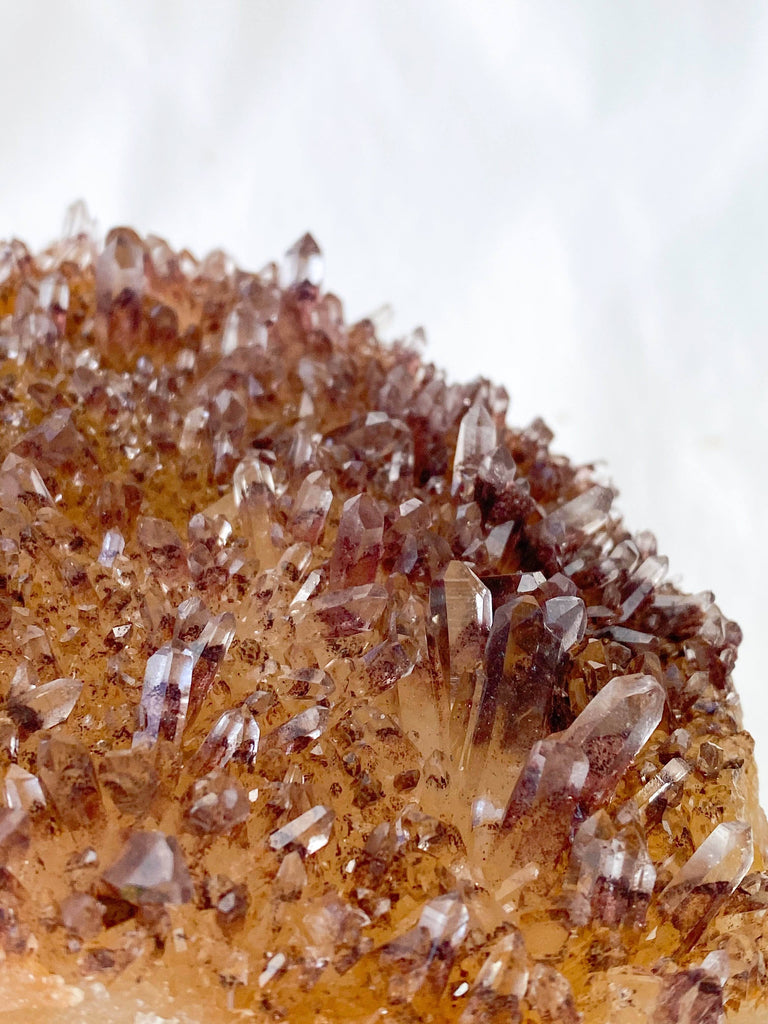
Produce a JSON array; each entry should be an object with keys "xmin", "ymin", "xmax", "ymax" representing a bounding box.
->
[
  {"xmin": 132, "ymin": 644, "xmax": 195, "ymax": 748},
  {"xmin": 330, "ymin": 492, "xmax": 384, "ymax": 588},
  {"xmin": 660, "ymin": 821, "xmax": 754, "ymax": 946},
  {"xmin": 102, "ymin": 831, "xmax": 194, "ymax": 905},
  {"xmin": 452, "ymin": 396, "xmax": 497, "ymax": 498}
]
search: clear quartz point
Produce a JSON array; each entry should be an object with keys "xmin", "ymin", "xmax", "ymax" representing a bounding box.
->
[
  {"xmin": 487, "ymin": 734, "xmax": 589, "ymax": 884},
  {"xmin": 431, "ymin": 561, "xmax": 492, "ymax": 699},
  {"xmin": 3, "ymin": 765, "xmax": 46, "ymax": 813},
  {"xmin": 281, "ymin": 233, "xmax": 324, "ymax": 288},
  {"xmin": 565, "ymin": 672, "xmax": 666, "ymax": 810},
  {"xmin": 535, "ymin": 484, "xmax": 614, "ymax": 554},
  {"xmin": 660, "ymin": 821, "xmax": 753, "ymax": 946},
  {"xmin": 97, "ymin": 748, "xmax": 159, "ymax": 815},
  {"xmin": 0, "ymin": 806, "xmax": 30, "ymax": 856},
  {"xmin": 62, "ymin": 199, "xmax": 98, "ymax": 240},
  {"xmin": 452, "ymin": 397, "xmax": 497, "ymax": 498},
  {"xmin": 132, "ymin": 644, "xmax": 195, "ymax": 748},
  {"xmin": 192, "ymin": 706, "xmax": 260, "ymax": 773},
  {"xmin": 487, "ymin": 673, "xmax": 664, "ymax": 884},
  {"xmin": 308, "ymin": 583, "xmax": 388, "ymax": 635},
  {"xmin": 98, "ymin": 528, "xmax": 125, "ymax": 567},
  {"xmin": 269, "ymin": 804, "xmax": 335, "ymax": 854},
  {"xmin": 37, "ymin": 735, "xmax": 102, "ymax": 828},
  {"xmin": 7, "ymin": 676, "xmax": 83, "ymax": 733},
  {"xmin": 289, "ymin": 470, "xmax": 333, "ymax": 545},
  {"xmin": 103, "ymin": 830, "xmax": 194, "ymax": 905},
  {"xmin": 96, "ymin": 226, "xmax": 145, "ymax": 308},
  {"xmin": 379, "ymin": 891, "xmax": 469, "ymax": 1004},
  {"xmin": 330, "ymin": 492, "xmax": 384, "ymax": 588},
  {"xmin": 460, "ymin": 931, "xmax": 528, "ymax": 1024},
  {"xmin": 183, "ymin": 770, "xmax": 250, "ymax": 835},
  {"xmin": 566, "ymin": 809, "xmax": 656, "ymax": 927},
  {"xmin": 268, "ymin": 705, "xmax": 329, "ymax": 754},
  {"xmin": 0, "ymin": 452, "xmax": 54, "ymax": 506},
  {"xmin": 543, "ymin": 595, "xmax": 587, "ymax": 653},
  {"xmin": 617, "ymin": 756, "xmax": 691, "ymax": 827},
  {"xmin": 186, "ymin": 611, "xmax": 236, "ymax": 724},
  {"xmin": 468, "ymin": 594, "xmax": 563, "ymax": 804}
]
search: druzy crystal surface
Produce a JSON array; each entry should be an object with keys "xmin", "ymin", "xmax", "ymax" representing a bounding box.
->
[{"xmin": 0, "ymin": 208, "xmax": 766, "ymax": 1023}]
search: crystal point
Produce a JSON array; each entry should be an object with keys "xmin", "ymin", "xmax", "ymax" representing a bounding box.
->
[
  {"xmin": 452, "ymin": 396, "xmax": 497, "ymax": 498},
  {"xmin": 330, "ymin": 492, "xmax": 384, "ymax": 588},
  {"xmin": 132, "ymin": 644, "xmax": 195, "ymax": 748},
  {"xmin": 282, "ymin": 232, "xmax": 324, "ymax": 288},
  {"xmin": 565, "ymin": 672, "xmax": 666, "ymax": 810},
  {"xmin": 660, "ymin": 821, "xmax": 753, "ymax": 947},
  {"xmin": 103, "ymin": 831, "xmax": 194, "ymax": 905}
]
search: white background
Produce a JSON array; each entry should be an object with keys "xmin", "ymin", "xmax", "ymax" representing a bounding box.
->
[{"xmin": 2, "ymin": 1, "xmax": 767, "ymax": 788}]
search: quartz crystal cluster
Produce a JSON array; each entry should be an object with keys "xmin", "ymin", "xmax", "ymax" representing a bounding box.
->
[{"xmin": 0, "ymin": 206, "xmax": 766, "ymax": 1023}]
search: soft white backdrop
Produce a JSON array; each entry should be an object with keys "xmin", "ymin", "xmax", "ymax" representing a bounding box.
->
[{"xmin": 2, "ymin": 1, "xmax": 767, "ymax": 787}]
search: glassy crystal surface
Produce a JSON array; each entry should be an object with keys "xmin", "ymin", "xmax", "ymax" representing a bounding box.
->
[
  {"xmin": 132, "ymin": 644, "xmax": 195, "ymax": 748},
  {"xmin": 102, "ymin": 831, "xmax": 194, "ymax": 905},
  {"xmin": 0, "ymin": 221, "xmax": 765, "ymax": 1024}
]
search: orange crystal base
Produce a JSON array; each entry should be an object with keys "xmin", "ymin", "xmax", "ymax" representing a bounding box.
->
[{"xmin": 0, "ymin": 209, "xmax": 766, "ymax": 1023}]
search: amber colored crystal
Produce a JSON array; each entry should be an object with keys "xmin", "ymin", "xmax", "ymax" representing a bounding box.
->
[{"xmin": 0, "ymin": 210, "xmax": 767, "ymax": 1023}]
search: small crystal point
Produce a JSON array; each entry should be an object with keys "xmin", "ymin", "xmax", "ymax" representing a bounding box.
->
[
  {"xmin": 330, "ymin": 492, "xmax": 384, "ymax": 588},
  {"xmin": 232, "ymin": 455, "xmax": 281, "ymax": 565},
  {"xmin": 289, "ymin": 470, "xmax": 333, "ymax": 545},
  {"xmin": 281, "ymin": 232, "xmax": 324, "ymax": 288},
  {"xmin": 183, "ymin": 770, "xmax": 250, "ymax": 835},
  {"xmin": 0, "ymin": 452, "xmax": 55, "ymax": 507},
  {"xmin": 186, "ymin": 611, "xmax": 236, "ymax": 724},
  {"xmin": 98, "ymin": 528, "xmax": 125, "ymax": 567},
  {"xmin": 37, "ymin": 735, "xmax": 102, "ymax": 829},
  {"xmin": 535, "ymin": 484, "xmax": 614, "ymax": 556},
  {"xmin": 418, "ymin": 891, "xmax": 469, "ymax": 949},
  {"xmin": 460, "ymin": 931, "xmax": 528, "ymax": 1024},
  {"xmin": 308, "ymin": 583, "xmax": 389, "ymax": 636},
  {"xmin": 543, "ymin": 594, "xmax": 587, "ymax": 653},
  {"xmin": 103, "ymin": 830, "xmax": 194, "ymax": 905},
  {"xmin": 0, "ymin": 806, "xmax": 30, "ymax": 857},
  {"xmin": 379, "ymin": 891, "xmax": 469, "ymax": 1004},
  {"xmin": 431, "ymin": 560, "xmax": 492, "ymax": 696},
  {"xmin": 6, "ymin": 676, "xmax": 83, "ymax": 734},
  {"xmin": 192, "ymin": 705, "xmax": 260, "ymax": 773},
  {"xmin": 132, "ymin": 644, "xmax": 195, "ymax": 748},
  {"xmin": 97, "ymin": 748, "xmax": 159, "ymax": 815},
  {"xmin": 567, "ymin": 809, "xmax": 656, "ymax": 927},
  {"xmin": 3, "ymin": 764, "xmax": 46, "ymax": 813},
  {"xmin": 452, "ymin": 396, "xmax": 497, "ymax": 498},
  {"xmin": 96, "ymin": 226, "xmax": 145, "ymax": 309},
  {"xmin": 62, "ymin": 198, "xmax": 97, "ymax": 240},
  {"xmin": 489, "ymin": 734, "xmax": 589, "ymax": 881},
  {"xmin": 59, "ymin": 891, "xmax": 105, "ymax": 940},
  {"xmin": 269, "ymin": 804, "xmax": 335, "ymax": 854}
]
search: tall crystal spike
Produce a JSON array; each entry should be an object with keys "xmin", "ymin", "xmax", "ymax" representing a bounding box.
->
[{"xmin": 452, "ymin": 396, "xmax": 497, "ymax": 498}]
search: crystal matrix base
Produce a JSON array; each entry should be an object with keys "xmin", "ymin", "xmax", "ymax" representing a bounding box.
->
[{"xmin": 0, "ymin": 209, "xmax": 766, "ymax": 1023}]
